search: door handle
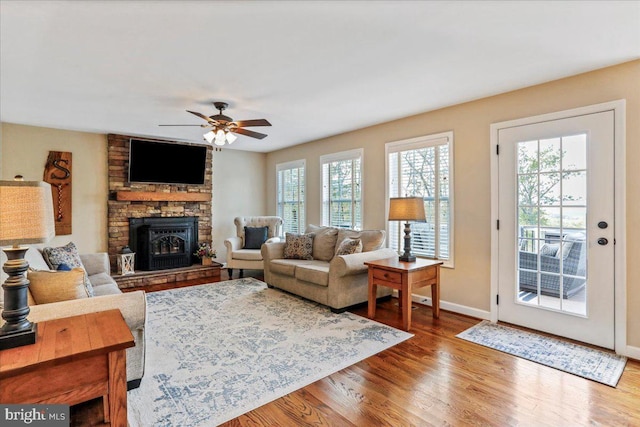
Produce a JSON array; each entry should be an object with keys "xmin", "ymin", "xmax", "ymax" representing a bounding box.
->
[{"xmin": 597, "ymin": 238, "xmax": 609, "ymax": 246}]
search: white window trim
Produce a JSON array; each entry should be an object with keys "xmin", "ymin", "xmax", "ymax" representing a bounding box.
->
[
  {"xmin": 276, "ymin": 159, "xmax": 306, "ymax": 234},
  {"xmin": 320, "ymin": 148, "xmax": 364, "ymax": 229},
  {"xmin": 385, "ymin": 131, "xmax": 454, "ymax": 268}
]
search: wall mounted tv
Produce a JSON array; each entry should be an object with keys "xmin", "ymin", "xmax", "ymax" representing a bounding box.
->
[{"xmin": 128, "ymin": 139, "xmax": 207, "ymax": 185}]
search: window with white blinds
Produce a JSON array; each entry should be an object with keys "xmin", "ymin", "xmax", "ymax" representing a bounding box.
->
[
  {"xmin": 386, "ymin": 132, "xmax": 454, "ymax": 266},
  {"xmin": 320, "ymin": 149, "xmax": 363, "ymax": 230},
  {"xmin": 276, "ymin": 159, "xmax": 305, "ymax": 235}
]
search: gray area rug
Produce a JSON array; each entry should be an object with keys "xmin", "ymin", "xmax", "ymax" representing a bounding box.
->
[
  {"xmin": 457, "ymin": 320, "xmax": 627, "ymax": 387},
  {"xmin": 128, "ymin": 278, "xmax": 412, "ymax": 426}
]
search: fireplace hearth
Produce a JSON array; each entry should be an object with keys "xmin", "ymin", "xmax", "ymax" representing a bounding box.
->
[{"xmin": 129, "ymin": 217, "xmax": 198, "ymax": 271}]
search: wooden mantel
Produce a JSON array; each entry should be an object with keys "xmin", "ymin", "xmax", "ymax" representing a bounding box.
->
[{"xmin": 115, "ymin": 191, "xmax": 211, "ymax": 202}]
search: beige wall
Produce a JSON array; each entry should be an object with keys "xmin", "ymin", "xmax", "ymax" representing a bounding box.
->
[
  {"xmin": 1, "ymin": 123, "xmax": 109, "ymax": 254},
  {"xmin": 212, "ymin": 148, "xmax": 268, "ymax": 261},
  {"xmin": 266, "ymin": 60, "xmax": 640, "ymax": 346}
]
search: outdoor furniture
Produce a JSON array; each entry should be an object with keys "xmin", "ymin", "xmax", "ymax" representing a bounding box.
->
[{"xmin": 518, "ymin": 232, "xmax": 587, "ymax": 299}]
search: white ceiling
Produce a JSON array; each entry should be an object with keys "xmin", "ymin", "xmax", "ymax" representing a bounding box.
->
[{"xmin": 1, "ymin": 1, "xmax": 639, "ymax": 153}]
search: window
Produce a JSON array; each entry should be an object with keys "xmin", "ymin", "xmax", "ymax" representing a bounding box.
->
[
  {"xmin": 386, "ymin": 131, "xmax": 454, "ymax": 266},
  {"xmin": 276, "ymin": 159, "xmax": 305, "ymax": 234},
  {"xmin": 321, "ymin": 149, "xmax": 363, "ymax": 230}
]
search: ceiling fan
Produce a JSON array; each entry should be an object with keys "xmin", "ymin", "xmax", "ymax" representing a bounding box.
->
[{"xmin": 159, "ymin": 102, "xmax": 271, "ymax": 146}]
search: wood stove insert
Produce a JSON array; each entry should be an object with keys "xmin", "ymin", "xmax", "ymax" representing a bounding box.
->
[{"xmin": 129, "ymin": 217, "xmax": 198, "ymax": 271}]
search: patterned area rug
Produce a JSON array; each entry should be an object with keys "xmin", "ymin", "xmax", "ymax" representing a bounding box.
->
[
  {"xmin": 128, "ymin": 278, "xmax": 412, "ymax": 426},
  {"xmin": 457, "ymin": 320, "xmax": 627, "ymax": 387}
]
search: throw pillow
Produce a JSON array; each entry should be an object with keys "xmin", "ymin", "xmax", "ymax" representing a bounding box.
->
[
  {"xmin": 335, "ymin": 229, "xmax": 386, "ymax": 253},
  {"xmin": 283, "ymin": 232, "xmax": 315, "ymax": 260},
  {"xmin": 42, "ymin": 242, "xmax": 94, "ymax": 297},
  {"xmin": 27, "ymin": 268, "xmax": 90, "ymax": 304},
  {"xmin": 42, "ymin": 241, "xmax": 84, "ymax": 270},
  {"xmin": 335, "ymin": 237, "xmax": 363, "ymax": 256},
  {"xmin": 539, "ymin": 243, "xmax": 559, "ymax": 257},
  {"xmin": 305, "ymin": 224, "xmax": 339, "ymax": 261},
  {"xmin": 244, "ymin": 226, "xmax": 269, "ymax": 249}
]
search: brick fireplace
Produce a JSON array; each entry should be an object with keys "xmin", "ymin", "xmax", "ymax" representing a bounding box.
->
[{"xmin": 107, "ymin": 134, "xmax": 213, "ymax": 272}]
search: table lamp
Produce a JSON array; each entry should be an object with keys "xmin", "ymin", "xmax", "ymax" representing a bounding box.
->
[
  {"xmin": 388, "ymin": 197, "xmax": 426, "ymax": 262},
  {"xmin": 0, "ymin": 179, "xmax": 55, "ymax": 350}
]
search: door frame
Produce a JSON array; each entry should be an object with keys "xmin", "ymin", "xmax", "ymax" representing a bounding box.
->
[{"xmin": 490, "ymin": 100, "xmax": 627, "ymax": 354}]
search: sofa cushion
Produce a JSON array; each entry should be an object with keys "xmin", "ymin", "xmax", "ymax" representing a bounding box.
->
[
  {"xmin": 305, "ymin": 224, "xmax": 339, "ymax": 261},
  {"xmin": 92, "ymin": 282, "xmax": 124, "ymax": 296},
  {"xmin": 42, "ymin": 242, "xmax": 95, "ymax": 296},
  {"xmin": 89, "ymin": 272, "xmax": 119, "ymax": 288},
  {"xmin": 335, "ymin": 237, "xmax": 363, "ymax": 256},
  {"xmin": 27, "ymin": 268, "xmax": 90, "ymax": 304},
  {"xmin": 270, "ymin": 259, "xmax": 315, "ymax": 276},
  {"xmin": 244, "ymin": 226, "xmax": 268, "ymax": 249},
  {"xmin": 335, "ymin": 229, "xmax": 386, "ymax": 253},
  {"xmin": 283, "ymin": 232, "xmax": 315, "ymax": 260},
  {"xmin": 232, "ymin": 249, "xmax": 264, "ymax": 261},
  {"xmin": 295, "ymin": 263, "xmax": 330, "ymax": 287},
  {"xmin": 25, "ymin": 247, "xmax": 52, "ymax": 271}
]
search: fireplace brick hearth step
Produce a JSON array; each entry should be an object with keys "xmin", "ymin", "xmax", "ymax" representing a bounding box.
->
[{"xmin": 113, "ymin": 263, "xmax": 221, "ymax": 289}]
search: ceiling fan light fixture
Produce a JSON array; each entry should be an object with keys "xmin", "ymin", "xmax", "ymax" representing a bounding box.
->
[
  {"xmin": 203, "ymin": 130, "xmax": 215, "ymax": 143},
  {"xmin": 215, "ymin": 129, "xmax": 226, "ymax": 145},
  {"xmin": 226, "ymin": 132, "xmax": 237, "ymax": 144}
]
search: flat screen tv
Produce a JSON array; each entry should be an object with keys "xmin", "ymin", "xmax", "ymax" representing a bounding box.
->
[{"xmin": 128, "ymin": 139, "xmax": 207, "ymax": 185}]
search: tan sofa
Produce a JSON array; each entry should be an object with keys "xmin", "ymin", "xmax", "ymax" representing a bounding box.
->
[
  {"xmin": 261, "ymin": 225, "xmax": 397, "ymax": 312},
  {"xmin": 0, "ymin": 247, "xmax": 146, "ymax": 390}
]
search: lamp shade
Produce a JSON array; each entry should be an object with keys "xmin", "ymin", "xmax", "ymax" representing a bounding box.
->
[
  {"xmin": 0, "ymin": 180, "xmax": 55, "ymax": 246},
  {"xmin": 388, "ymin": 197, "xmax": 426, "ymax": 221}
]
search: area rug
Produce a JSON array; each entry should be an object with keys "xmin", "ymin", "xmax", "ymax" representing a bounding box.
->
[
  {"xmin": 457, "ymin": 320, "xmax": 627, "ymax": 387},
  {"xmin": 127, "ymin": 278, "xmax": 412, "ymax": 426}
]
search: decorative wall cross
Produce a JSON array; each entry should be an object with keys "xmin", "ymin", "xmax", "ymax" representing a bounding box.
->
[{"xmin": 43, "ymin": 151, "xmax": 72, "ymax": 235}]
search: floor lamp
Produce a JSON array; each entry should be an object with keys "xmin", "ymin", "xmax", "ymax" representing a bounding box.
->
[
  {"xmin": 0, "ymin": 180, "xmax": 55, "ymax": 350},
  {"xmin": 388, "ymin": 197, "xmax": 426, "ymax": 262}
]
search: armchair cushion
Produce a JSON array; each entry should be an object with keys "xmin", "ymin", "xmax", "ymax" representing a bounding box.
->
[
  {"xmin": 244, "ymin": 226, "xmax": 268, "ymax": 249},
  {"xmin": 232, "ymin": 249, "xmax": 265, "ymax": 261},
  {"xmin": 539, "ymin": 243, "xmax": 559, "ymax": 257}
]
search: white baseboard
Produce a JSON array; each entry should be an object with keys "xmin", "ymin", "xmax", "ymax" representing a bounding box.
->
[
  {"xmin": 624, "ymin": 345, "xmax": 640, "ymax": 361},
  {"xmin": 392, "ymin": 291, "xmax": 491, "ymax": 320}
]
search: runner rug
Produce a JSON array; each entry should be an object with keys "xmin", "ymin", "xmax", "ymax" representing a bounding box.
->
[
  {"xmin": 127, "ymin": 277, "xmax": 412, "ymax": 426},
  {"xmin": 457, "ymin": 320, "xmax": 626, "ymax": 387}
]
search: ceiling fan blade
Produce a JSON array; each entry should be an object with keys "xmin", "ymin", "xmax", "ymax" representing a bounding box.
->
[
  {"xmin": 158, "ymin": 124, "xmax": 205, "ymax": 127},
  {"xmin": 232, "ymin": 128, "xmax": 268, "ymax": 139},
  {"xmin": 187, "ymin": 110, "xmax": 215, "ymax": 122},
  {"xmin": 234, "ymin": 119, "xmax": 272, "ymax": 127}
]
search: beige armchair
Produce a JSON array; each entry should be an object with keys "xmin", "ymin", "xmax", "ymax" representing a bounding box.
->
[{"xmin": 224, "ymin": 216, "xmax": 283, "ymax": 278}]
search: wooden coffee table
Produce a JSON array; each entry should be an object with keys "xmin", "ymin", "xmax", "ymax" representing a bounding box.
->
[
  {"xmin": 366, "ymin": 258, "xmax": 443, "ymax": 331},
  {"xmin": 0, "ymin": 309, "xmax": 134, "ymax": 425}
]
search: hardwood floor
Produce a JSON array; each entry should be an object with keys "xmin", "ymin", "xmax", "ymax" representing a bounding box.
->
[{"xmin": 72, "ymin": 270, "xmax": 640, "ymax": 426}]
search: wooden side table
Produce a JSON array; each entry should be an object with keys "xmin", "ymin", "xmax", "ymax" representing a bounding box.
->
[
  {"xmin": 0, "ymin": 309, "xmax": 134, "ymax": 426},
  {"xmin": 366, "ymin": 258, "xmax": 443, "ymax": 331}
]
